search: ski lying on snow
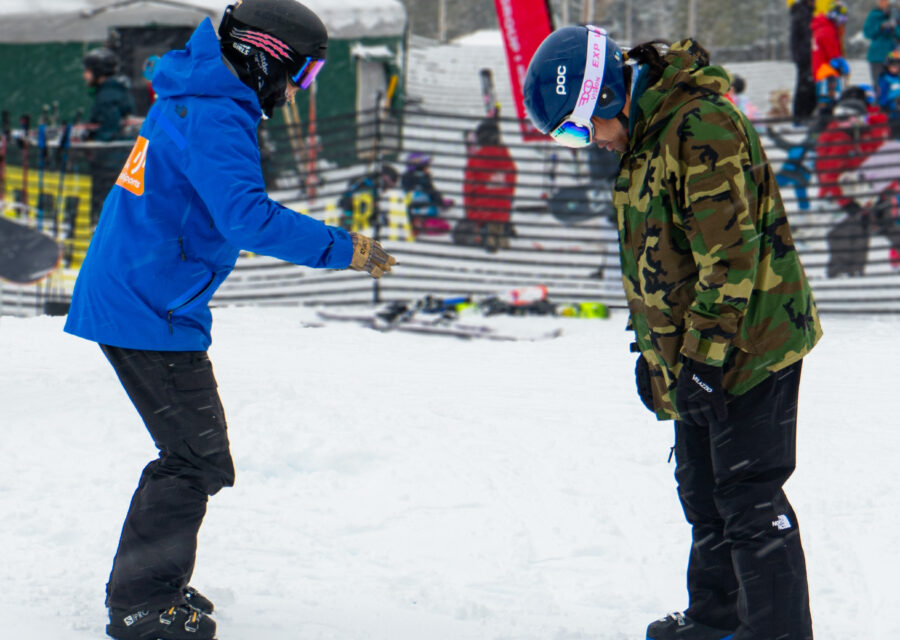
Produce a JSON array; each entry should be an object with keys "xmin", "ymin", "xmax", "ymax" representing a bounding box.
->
[{"xmin": 316, "ymin": 309, "xmax": 562, "ymax": 342}]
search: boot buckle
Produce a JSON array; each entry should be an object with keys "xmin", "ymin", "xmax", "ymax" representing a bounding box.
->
[
  {"xmin": 184, "ymin": 610, "xmax": 200, "ymax": 633},
  {"xmin": 159, "ymin": 607, "xmax": 177, "ymax": 625}
]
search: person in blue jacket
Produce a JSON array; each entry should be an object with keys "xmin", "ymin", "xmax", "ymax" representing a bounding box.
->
[
  {"xmin": 878, "ymin": 48, "xmax": 900, "ymax": 117},
  {"xmin": 63, "ymin": 2, "xmax": 395, "ymax": 639}
]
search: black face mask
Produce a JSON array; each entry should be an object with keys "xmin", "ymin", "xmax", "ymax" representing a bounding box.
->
[
  {"xmin": 251, "ymin": 49, "xmax": 289, "ymax": 118},
  {"xmin": 222, "ymin": 39, "xmax": 289, "ymax": 118}
]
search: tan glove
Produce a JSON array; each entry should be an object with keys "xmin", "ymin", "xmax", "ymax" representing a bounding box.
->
[{"xmin": 348, "ymin": 232, "xmax": 397, "ymax": 279}]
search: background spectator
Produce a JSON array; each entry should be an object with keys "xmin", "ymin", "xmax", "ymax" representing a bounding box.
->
[
  {"xmin": 864, "ymin": 0, "xmax": 900, "ymax": 95},
  {"xmin": 141, "ymin": 55, "xmax": 160, "ymax": 108},
  {"xmin": 455, "ymin": 119, "xmax": 517, "ymax": 252},
  {"xmin": 815, "ymin": 89, "xmax": 889, "ymax": 217},
  {"xmin": 726, "ymin": 74, "xmax": 760, "ymax": 120},
  {"xmin": 82, "ymin": 47, "xmax": 134, "ymax": 142},
  {"xmin": 767, "ymin": 88, "xmax": 794, "ymax": 118},
  {"xmin": 811, "ymin": 0, "xmax": 850, "ymax": 113},
  {"xmin": 337, "ymin": 164, "xmax": 399, "ymax": 231},
  {"xmin": 877, "ymin": 48, "xmax": 900, "ymax": 119},
  {"xmin": 81, "ymin": 47, "xmax": 136, "ymax": 226},
  {"xmin": 400, "ymin": 152, "xmax": 451, "ymax": 235},
  {"xmin": 790, "ymin": 0, "xmax": 817, "ymax": 121}
]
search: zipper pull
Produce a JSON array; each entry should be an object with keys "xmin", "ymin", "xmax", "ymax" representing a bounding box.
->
[{"xmin": 168, "ymin": 310, "xmax": 174, "ymax": 334}]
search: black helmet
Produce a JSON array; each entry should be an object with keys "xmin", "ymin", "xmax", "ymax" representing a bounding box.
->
[
  {"xmin": 219, "ymin": 0, "xmax": 328, "ymax": 118},
  {"xmin": 83, "ymin": 47, "xmax": 119, "ymax": 78},
  {"xmin": 475, "ymin": 119, "xmax": 500, "ymax": 146}
]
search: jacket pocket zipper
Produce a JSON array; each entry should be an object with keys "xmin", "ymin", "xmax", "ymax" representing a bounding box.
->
[{"xmin": 167, "ymin": 273, "xmax": 217, "ymax": 334}]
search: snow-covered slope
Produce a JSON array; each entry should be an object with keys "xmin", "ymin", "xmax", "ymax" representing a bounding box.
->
[{"xmin": 1, "ymin": 308, "xmax": 898, "ymax": 639}]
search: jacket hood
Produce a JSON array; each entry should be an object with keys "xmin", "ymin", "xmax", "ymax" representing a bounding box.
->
[
  {"xmin": 629, "ymin": 39, "xmax": 731, "ymax": 144},
  {"xmin": 152, "ymin": 18, "xmax": 260, "ymax": 117}
]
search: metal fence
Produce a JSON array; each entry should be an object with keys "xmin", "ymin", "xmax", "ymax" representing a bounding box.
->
[
  {"xmin": 3, "ymin": 105, "xmax": 900, "ymax": 316},
  {"xmin": 221, "ymin": 105, "xmax": 900, "ymax": 314}
]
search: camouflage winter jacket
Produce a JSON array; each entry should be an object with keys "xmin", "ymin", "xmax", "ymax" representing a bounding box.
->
[{"xmin": 613, "ymin": 40, "xmax": 822, "ymax": 421}]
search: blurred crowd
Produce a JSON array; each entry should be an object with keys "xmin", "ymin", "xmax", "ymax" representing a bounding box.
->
[
  {"xmin": 71, "ymin": 2, "xmax": 900, "ymax": 274},
  {"xmin": 787, "ymin": 0, "xmax": 900, "ymax": 118},
  {"xmin": 776, "ymin": 0, "xmax": 900, "ymax": 276}
]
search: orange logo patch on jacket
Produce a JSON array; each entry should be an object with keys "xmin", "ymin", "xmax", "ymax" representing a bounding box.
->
[{"xmin": 116, "ymin": 136, "xmax": 149, "ymax": 196}]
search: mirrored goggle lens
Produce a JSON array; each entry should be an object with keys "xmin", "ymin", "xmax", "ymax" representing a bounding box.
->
[
  {"xmin": 550, "ymin": 119, "xmax": 593, "ymax": 148},
  {"xmin": 291, "ymin": 57, "xmax": 325, "ymax": 89}
]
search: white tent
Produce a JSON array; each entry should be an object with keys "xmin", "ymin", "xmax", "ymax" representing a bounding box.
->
[{"xmin": 0, "ymin": 0, "xmax": 407, "ymax": 43}]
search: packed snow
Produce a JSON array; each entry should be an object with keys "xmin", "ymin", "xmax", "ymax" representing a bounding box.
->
[{"xmin": 1, "ymin": 306, "xmax": 898, "ymax": 639}]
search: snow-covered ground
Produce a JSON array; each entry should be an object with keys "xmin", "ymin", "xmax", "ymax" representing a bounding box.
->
[{"xmin": 1, "ymin": 307, "xmax": 898, "ymax": 639}]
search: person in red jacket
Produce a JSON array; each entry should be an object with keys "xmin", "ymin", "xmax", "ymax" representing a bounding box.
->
[
  {"xmin": 457, "ymin": 119, "xmax": 517, "ymax": 252},
  {"xmin": 815, "ymin": 91, "xmax": 891, "ymax": 277},
  {"xmin": 816, "ymin": 94, "xmax": 890, "ymax": 204},
  {"xmin": 811, "ymin": 0, "xmax": 850, "ymax": 112}
]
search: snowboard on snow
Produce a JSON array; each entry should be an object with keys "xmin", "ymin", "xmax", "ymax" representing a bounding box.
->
[{"xmin": 0, "ymin": 215, "xmax": 62, "ymax": 283}]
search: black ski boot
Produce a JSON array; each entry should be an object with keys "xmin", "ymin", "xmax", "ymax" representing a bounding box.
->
[
  {"xmin": 184, "ymin": 586, "xmax": 214, "ymax": 614},
  {"xmin": 106, "ymin": 604, "xmax": 216, "ymax": 640},
  {"xmin": 646, "ymin": 612, "xmax": 735, "ymax": 640}
]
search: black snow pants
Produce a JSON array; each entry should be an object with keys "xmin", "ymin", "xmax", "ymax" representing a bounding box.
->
[
  {"xmin": 792, "ymin": 66, "xmax": 817, "ymax": 123},
  {"xmin": 100, "ymin": 345, "xmax": 235, "ymax": 611},
  {"xmin": 673, "ymin": 360, "xmax": 813, "ymax": 640}
]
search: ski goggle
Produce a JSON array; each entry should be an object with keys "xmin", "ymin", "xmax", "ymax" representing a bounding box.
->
[
  {"xmin": 550, "ymin": 114, "xmax": 595, "ymax": 148},
  {"xmin": 828, "ymin": 6, "xmax": 848, "ymax": 24},
  {"xmin": 290, "ymin": 57, "xmax": 325, "ymax": 89},
  {"xmin": 548, "ymin": 26, "xmax": 608, "ymax": 149}
]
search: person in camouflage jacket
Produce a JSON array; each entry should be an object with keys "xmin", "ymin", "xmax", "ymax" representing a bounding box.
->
[
  {"xmin": 616, "ymin": 40, "xmax": 822, "ymax": 420},
  {"xmin": 524, "ymin": 28, "xmax": 819, "ymax": 640}
]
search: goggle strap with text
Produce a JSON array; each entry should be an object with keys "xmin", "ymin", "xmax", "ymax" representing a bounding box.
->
[
  {"xmin": 549, "ymin": 26, "xmax": 607, "ymax": 147},
  {"xmin": 571, "ymin": 26, "xmax": 608, "ymax": 122}
]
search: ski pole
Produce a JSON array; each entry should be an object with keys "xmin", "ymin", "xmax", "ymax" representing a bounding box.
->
[
  {"xmin": 0, "ymin": 111, "xmax": 9, "ymax": 209},
  {"xmin": 54, "ymin": 117, "xmax": 73, "ymax": 244},
  {"xmin": 55, "ymin": 108, "xmax": 81, "ymax": 264},
  {"xmin": 19, "ymin": 114, "xmax": 30, "ymax": 221},
  {"xmin": 37, "ymin": 105, "xmax": 49, "ymax": 230}
]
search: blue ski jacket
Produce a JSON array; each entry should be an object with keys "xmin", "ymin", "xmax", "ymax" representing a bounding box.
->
[{"xmin": 65, "ymin": 19, "xmax": 353, "ymax": 351}]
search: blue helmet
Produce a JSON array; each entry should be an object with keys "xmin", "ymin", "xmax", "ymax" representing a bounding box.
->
[
  {"xmin": 523, "ymin": 25, "xmax": 626, "ymax": 135},
  {"xmin": 829, "ymin": 56, "xmax": 850, "ymax": 76}
]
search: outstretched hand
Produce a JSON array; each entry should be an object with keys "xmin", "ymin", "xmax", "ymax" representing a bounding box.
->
[{"xmin": 349, "ymin": 232, "xmax": 397, "ymax": 279}]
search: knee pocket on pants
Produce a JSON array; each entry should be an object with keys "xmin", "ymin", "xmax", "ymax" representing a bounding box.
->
[{"xmin": 167, "ymin": 362, "xmax": 230, "ymax": 459}]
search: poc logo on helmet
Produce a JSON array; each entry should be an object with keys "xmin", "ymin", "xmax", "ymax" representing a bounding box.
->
[{"xmin": 556, "ymin": 65, "xmax": 567, "ymax": 95}]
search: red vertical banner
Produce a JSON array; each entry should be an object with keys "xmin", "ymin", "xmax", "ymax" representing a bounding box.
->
[{"xmin": 493, "ymin": 0, "xmax": 554, "ymax": 141}]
